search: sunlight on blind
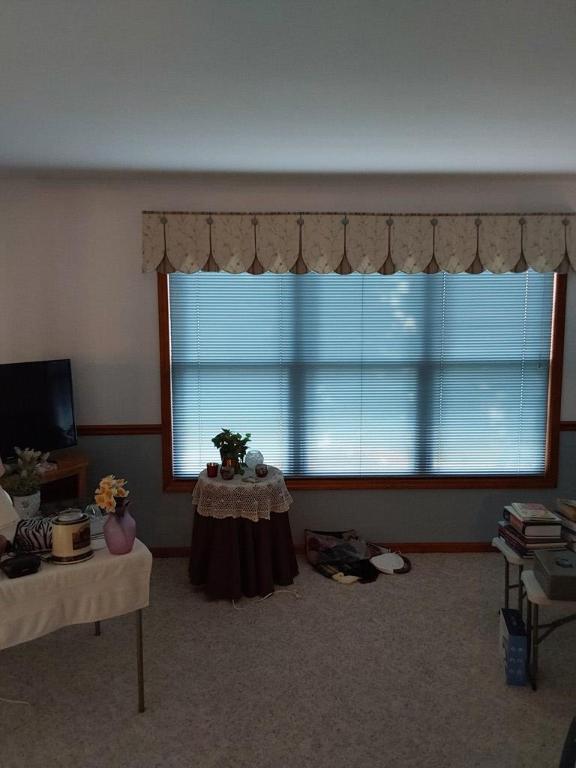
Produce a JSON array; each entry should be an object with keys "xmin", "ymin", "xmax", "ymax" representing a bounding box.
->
[{"xmin": 168, "ymin": 271, "xmax": 554, "ymax": 478}]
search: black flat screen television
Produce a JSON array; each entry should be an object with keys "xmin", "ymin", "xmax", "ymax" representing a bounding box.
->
[{"xmin": 0, "ymin": 359, "xmax": 77, "ymax": 460}]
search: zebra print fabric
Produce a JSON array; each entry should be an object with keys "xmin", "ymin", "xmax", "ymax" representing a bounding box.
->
[{"xmin": 13, "ymin": 518, "xmax": 53, "ymax": 554}]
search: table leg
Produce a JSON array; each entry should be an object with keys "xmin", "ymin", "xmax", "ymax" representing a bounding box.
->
[
  {"xmin": 518, "ymin": 565, "xmax": 524, "ymax": 620},
  {"xmin": 94, "ymin": 621, "xmax": 101, "ymax": 636},
  {"xmin": 504, "ymin": 559, "xmax": 510, "ymax": 609},
  {"xmin": 526, "ymin": 600, "xmax": 533, "ymax": 687},
  {"xmin": 532, "ymin": 604, "xmax": 539, "ymax": 692},
  {"xmin": 136, "ymin": 609, "xmax": 145, "ymax": 713}
]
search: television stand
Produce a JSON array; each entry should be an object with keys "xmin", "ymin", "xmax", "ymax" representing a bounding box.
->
[{"xmin": 39, "ymin": 451, "xmax": 88, "ymax": 501}]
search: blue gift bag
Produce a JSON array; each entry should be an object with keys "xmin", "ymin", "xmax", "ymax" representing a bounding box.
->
[{"xmin": 499, "ymin": 608, "xmax": 527, "ymax": 686}]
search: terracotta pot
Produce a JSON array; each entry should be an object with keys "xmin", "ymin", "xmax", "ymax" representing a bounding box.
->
[{"xmin": 220, "ymin": 454, "xmax": 241, "ymax": 474}]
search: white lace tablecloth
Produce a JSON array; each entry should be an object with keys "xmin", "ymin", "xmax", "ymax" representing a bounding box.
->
[{"xmin": 192, "ymin": 467, "xmax": 293, "ymax": 522}]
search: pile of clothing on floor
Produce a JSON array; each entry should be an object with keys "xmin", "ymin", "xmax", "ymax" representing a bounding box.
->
[{"xmin": 304, "ymin": 529, "xmax": 411, "ymax": 584}]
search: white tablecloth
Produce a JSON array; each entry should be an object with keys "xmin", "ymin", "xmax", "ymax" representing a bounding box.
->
[{"xmin": 0, "ymin": 538, "xmax": 152, "ymax": 651}]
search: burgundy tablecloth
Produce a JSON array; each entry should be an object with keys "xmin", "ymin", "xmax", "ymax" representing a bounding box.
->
[{"xmin": 189, "ymin": 510, "xmax": 299, "ymax": 600}]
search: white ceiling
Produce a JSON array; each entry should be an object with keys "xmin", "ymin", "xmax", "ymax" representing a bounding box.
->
[{"xmin": 1, "ymin": 0, "xmax": 576, "ymax": 174}]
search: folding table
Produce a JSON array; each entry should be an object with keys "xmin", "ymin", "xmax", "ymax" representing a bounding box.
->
[
  {"xmin": 522, "ymin": 569, "xmax": 576, "ymax": 691},
  {"xmin": 491, "ymin": 536, "xmax": 532, "ymax": 620},
  {"xmin": 0, "ymin": 538, "xmax": 152, "ymax": 712}
]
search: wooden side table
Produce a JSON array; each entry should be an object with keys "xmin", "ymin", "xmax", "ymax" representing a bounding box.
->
[{"xmin": 39, "ymin": 451, "xmax": 88, "ymax": 499}]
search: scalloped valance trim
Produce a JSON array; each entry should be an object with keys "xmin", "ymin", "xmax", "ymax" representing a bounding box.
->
[{"xmin": 142, "ymin": 212, "xmax": 575, "ymax": 275}]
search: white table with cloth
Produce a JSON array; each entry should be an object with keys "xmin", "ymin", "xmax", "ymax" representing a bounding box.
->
[
  {"xmin": 0, "ymin": 538, "xmax": 153, "ymax": 712},
  {"xmin": 189, "ymin": 467, "xmax": 298, "ymax": 600}
]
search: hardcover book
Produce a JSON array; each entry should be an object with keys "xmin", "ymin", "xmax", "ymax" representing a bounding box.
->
[
  {"xmin": 498, "ymin": 524, "xmax": 566, "ymax": 557},
  {"xmin": 510, "ymin": 502, "xmax": 557, "ymax": 521},
  {"xmin": 508, "ymin": 516, "xmax": 562, "ymax": 538}
]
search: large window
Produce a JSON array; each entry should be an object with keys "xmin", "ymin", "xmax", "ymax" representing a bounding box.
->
[{"xmin": 162, "ymin": 271, "xmax": 562, "ymax": 488}]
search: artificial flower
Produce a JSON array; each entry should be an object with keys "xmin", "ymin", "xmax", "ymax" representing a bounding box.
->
[{"xmin": 94, "ymin": 474, "xmax": 130, "ymax": 514}]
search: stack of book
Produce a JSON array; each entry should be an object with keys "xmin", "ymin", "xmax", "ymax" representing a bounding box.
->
[
  {"xmin": 498, "ymin": 502, "xmax": 566, "ymax": 558},
  {"xmin": 555, "ymin": 499, "xmax": 576, "ymax": 551}
]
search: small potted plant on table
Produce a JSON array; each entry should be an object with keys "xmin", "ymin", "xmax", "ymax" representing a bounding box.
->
[
  {"xmin": 0, "ymin": 447, "xmax": 48, "ymax": 518},
  {"xmin": 211, "ymin": 429, "xmax": 251, "ymax": 474}
]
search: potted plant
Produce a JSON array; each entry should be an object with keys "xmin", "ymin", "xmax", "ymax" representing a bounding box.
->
[
  {"xmin": 0, "ymin": 447, "xmax": 49, "ymax": 518},
  {"xmin": 211, "ymin": 429, "xmax": 251, "ymax": 474}
]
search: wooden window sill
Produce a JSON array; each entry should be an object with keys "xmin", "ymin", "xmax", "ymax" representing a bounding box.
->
[{"xmin": 162, "ymin": 472, "xmax": 557, "ymax": 493}]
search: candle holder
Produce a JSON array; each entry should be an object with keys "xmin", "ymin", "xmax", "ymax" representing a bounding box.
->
[{"xmin": 206, "ymin": 462, "xmax": 219, "ymax": 478}]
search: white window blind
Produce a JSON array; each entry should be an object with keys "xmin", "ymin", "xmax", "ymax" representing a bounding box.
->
[{"xmin": 168, "ymin": 271, "xmax": 554, "ymax": 478}]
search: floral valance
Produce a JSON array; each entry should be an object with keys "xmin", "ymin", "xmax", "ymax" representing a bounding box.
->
[{"xmin": 142, "ymin": 212, "xmax": 575, "ymax": 275}]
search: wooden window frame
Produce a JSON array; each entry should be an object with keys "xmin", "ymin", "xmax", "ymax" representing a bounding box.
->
[{"xmin": 158, "ymin": 272, "xmax": 567, "ymax": 492}]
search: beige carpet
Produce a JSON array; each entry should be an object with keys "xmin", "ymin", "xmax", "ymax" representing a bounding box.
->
[{"xmin": 1, "ymin": 554, "xmax": 575, "ymax": 768}]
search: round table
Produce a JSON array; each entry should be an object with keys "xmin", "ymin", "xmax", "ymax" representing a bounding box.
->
[{"xmin": 189, "ymin": 467, "xmax": 299, "ymax": 600}]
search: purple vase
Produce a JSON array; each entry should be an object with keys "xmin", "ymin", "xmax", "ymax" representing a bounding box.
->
[{"xmin": 104, "ymin": 505, "xmax": 136, "ymax": 555}]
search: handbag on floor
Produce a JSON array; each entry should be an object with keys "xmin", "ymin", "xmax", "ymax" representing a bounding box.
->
[{"xmin": 304, "ymin": 529, "xmax": 381, "ymax": 583}]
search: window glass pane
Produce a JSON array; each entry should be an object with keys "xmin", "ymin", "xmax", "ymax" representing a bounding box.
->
[
  {"xmin": 169, "ymin": 273, "xmax": 291, "ymax": 476},
  {"xmin": 168, "ymin": 270, "xmax": 554, "ymax": 478},
  {"xmin": 430, "ymin": 272, "xmax": 553, "ymax": 475},
  {"xmin": 432, "ymin": 363, "xmax": 550, "ymax": 474}
]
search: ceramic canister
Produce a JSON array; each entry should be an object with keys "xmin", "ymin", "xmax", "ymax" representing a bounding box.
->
[{"xmin": 51, "ymin": 510, "xmax": 93, "ymax": 564}]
